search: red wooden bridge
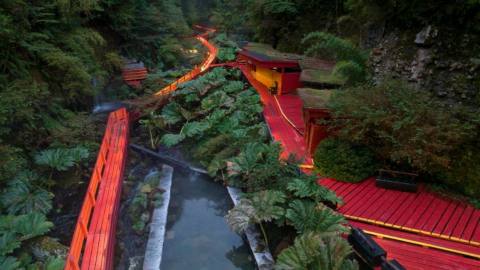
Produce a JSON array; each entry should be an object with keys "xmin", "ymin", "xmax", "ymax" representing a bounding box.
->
[{"xmin": 64, "ymin": 26, "xmax": 217, "ymax": 270}]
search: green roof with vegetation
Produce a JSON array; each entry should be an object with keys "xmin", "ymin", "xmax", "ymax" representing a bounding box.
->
[
  {"xmin": 242, "ymin": 42, "xmax": 303, "ymax": 62},
  {"xmin": 296, "ymin": 88, "xmax": 333, "ymax": 109}
]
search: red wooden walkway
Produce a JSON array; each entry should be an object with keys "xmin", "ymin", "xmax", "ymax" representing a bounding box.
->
[
  {"xmin": 238, "ymin": 64, "xmax": 480, "ymax": 269},
  {"xmin": 65, "ymin": 109, "xmax": 130, "ymax": 270},
  {"xmin": 239, "ymin": 65, "xmax": 313, "ymax": 167},
  {"xmin": 65, "ymin": 26, "xmax": 217, "ymax": 270}
]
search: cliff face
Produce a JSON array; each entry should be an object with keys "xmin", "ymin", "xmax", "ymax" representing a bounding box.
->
[{"xmin": 369, "ymin": 26, "xmax": 480, "ymax": 106}]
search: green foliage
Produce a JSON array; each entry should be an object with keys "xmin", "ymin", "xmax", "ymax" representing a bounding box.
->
[
  {"xmin": 35, "ymin": 146, "xmax": 89, "ymax": 172},
  {"xmin": 213, "ymin": 33, "xmax": 240, "ymax": 62},
  {"xmin": 287, "ymin": 178, "xmax": 343, "ymax": 205},
  {"xmin": 226, "ymin": 190, "xmax": 286, "ymax": 248},
  {"xmin": 285, "ymin": 200, "xmax": 348, "ymax": 235},
  {"xmin": 314, "ymin": 138, "xmax": 378, "ymax": 183},
  {"xmin": 302, "ymin": 32, "xmax": 368, "ymax": 85},
  {"xmin": 275, "ymin": 232, "xmax": 358, "ymax": 270},
  {"xmin": 228, "ymin": 142, "xmax": 285, "ymax": 191},
  {"xmin": 328, "ymin": 80, "xmax": 474, "ymax": 171},
  {"xmin": 0, "ymin": 172, "xmax": 53, "ymax": 215},
  {"xmin": 45, "ymin": 257, "xmax": 65, "ymax": 270},
  {"xmin": 0, "ymin": 213, "xmax": 53, "ymax": 256},
  {"xmin": 439, "ymin": 147, "xmax": 480, "ymax": 198}
]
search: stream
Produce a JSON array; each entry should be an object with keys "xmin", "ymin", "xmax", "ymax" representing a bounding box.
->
[{"xmin": 161, "ymin": 168, "xmax": 255, "ymax": 270}]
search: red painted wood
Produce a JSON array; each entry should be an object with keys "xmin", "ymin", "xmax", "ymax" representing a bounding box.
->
[
  {"xmin": 375, "ymin": 238, "xmax": 480, "ymax": 270},
  {"xmin": 318, "ymin": 178, "xmax": 337, "ymax": 189},
  {"xmin": 462, "ymin": 211, "xmax": 480, "ymax": 242},
  {"xmin": 432, "ymin": 202, "xmax": 460, "ymax": 236},
  {"xmin": 374, "ymin": 191, "xmax": 409, "ymax": 224},
  {"xmin": 385, "ymin": 193, "xmax": 419, "ymax": 226},
  {"xmin": 420, "ymin": 198, "xmax": 451, "ymax": 233},
  {"xmin": 369, "ymin": 189, "xmax": 405, "ymax": 222},
  {"xmin": 402, "ymin": 192, "xmax": 435, "ymax": 229},
  {"xmin": 412, "ymin": 197, "xmax": 440, "ymax": 229},
  {"xmin": 451, "ymin": 206, "xmax": 475, "ymax": 239},
  {"xmin": 394, "ymin": 191, "xmax": 431, "ymax": 228},
  {"xmin": 349, "ymin": 220, "xmax": 480, "ymax": 260},
  {"xmin": 339, "ymin": 180, "xmax": 378, "ymax": 214},
  {"xmin": 470, "ymin": 218, "xmax": 480, "ymax": 244},
  {"xmin": 348, "ymin": 186, "xmax": 387, "ymax": 217},
  {"xmin": 442, "ymin": 204, "xmax": 466, "ymax": 237}
]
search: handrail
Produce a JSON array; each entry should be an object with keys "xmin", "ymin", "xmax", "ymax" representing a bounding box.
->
[
  {"xmin": 65, "ymin": 109, "xmax": 129, "ymax": 270},
  {"xmin": 64, "ymin": 26, "xmax": 217, "ymax": 270}
]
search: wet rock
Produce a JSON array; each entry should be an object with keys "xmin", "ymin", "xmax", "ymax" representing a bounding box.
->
[
  {"xmin": 30, "ymin": 236, "xmax": 68, "ymax": 262},
  {"xmin": 415, "ymin": 25, "xmax": 438, "ymax": 47},
  {"xmin": 128, "ymin": 256, "xmax": 143, "ymax": 270}
]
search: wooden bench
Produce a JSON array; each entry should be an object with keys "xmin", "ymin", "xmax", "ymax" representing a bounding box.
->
[{"xmin": 376, "ymin": 169, "xmax": 418, "ymax": 192}]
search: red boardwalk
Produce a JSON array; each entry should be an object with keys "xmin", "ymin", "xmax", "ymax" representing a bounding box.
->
[
  {"xmin": 65, "ymin": 109, "xmax": 130, "ymax": 270},
  {"xmin": 239, "ymin": 65, "xmax": 313, "ymax": 166},
  {"xmin": 239, "ymin": 63, "xmax": 480, "ymax": 268}
]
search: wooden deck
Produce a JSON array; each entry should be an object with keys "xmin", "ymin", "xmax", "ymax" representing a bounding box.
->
[{"xmin": 238, "ymin": 63, "xmax": 480, "ymax": 269}]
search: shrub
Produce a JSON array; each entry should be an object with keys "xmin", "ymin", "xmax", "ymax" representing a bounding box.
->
[
  {"xmin": 302, "ymin": 32, "xmax": 368, "ymax": 85},
  {"xmin": 314, "ymin": 138, "xmax": 378, "ymax": 182},
  {"xmin": 439, "ymin": 147, "xmax": 480, "ymax": 198},
  {"xmin": 327, "ymin": 80, "xmax": 474, "ymax": 173}
]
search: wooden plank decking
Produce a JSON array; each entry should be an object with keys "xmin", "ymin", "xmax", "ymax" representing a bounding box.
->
[{"xmin": 238, "ymin": 63, "xmax": 480, "ymax": 269}]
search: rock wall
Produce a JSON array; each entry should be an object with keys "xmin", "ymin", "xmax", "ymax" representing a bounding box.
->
[{"xmin": 369, "ymin": 26, "xmax": 480, "ymax": 106}]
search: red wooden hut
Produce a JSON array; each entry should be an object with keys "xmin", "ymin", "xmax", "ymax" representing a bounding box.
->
[{"xmin": 238, "ymin": 43, "xmax": 302, "ymax": 95}]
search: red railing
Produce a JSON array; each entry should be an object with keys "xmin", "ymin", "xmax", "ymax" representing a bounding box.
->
[
  {"xmin": 65, "ymin": 108, "xmax": 130, "ymax": 270},
  {"xmin": 154, "ymin": 30, "xmax": 217, "ymax": 96},
  {"xmin": 65, "ymin": 26, "xmax": 217, "ymax": 270}
]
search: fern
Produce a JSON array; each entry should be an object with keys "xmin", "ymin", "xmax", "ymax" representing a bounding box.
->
[
  {"xmin": 34, "ymin": 146, "xmax": 89, "ymax": 171},
  {"xmin": 286, "ymin": 200, "xmax": 349, "ymax": 235},
  {"xmin": 275, "ymin": 233, "xmax": 358, "ymax": 270},
  {"xmin": 287, "ymin": 178, "xmax": 343, "ymax": 205}
]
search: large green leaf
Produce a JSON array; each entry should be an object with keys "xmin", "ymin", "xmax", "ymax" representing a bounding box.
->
[
  {"xmin": 160, "ymin": 133, "xmax": 185, "ymax": 147},
  {"xmin": 275, "ymin": 233, "xmax": 358, "ymax": 270},
  {"xmin": 285, "ymin": 200, "xmax": 348, "ymax": 234},
  {"xmin": 0, "ymin": 177, "xmax": 53, "ymax": 215},
  {"xmin": 249, "ymin": 190, "xmax": 286, "ymax": 222},
  {"xmin": 287, "ymin": 178, "xmax": 343, "ymax": 205},
  {"xmin": 15, "ymin": 213, "xmax": 53, "ymax": 240},
  {"xmin": 45, "ymin": 257, "xmax": 65, "ymax": 270},
  {"xmin": 181, "ymin": 121, "xmax": 210, "ymax": 137},
  {"xmin": 0, "ymin": 233, "xmax": 21, "ymax": 256},
  {"xmin": 0, "ymin": 256, "xmax": 20, "ymax": 270},
  {"xmin": 161, "ymin": 103, "xmax": 183, "ymax": 125},
  {"xmin": 225, "ymin": 199, "xmax": 256, "ymax": 233}
]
